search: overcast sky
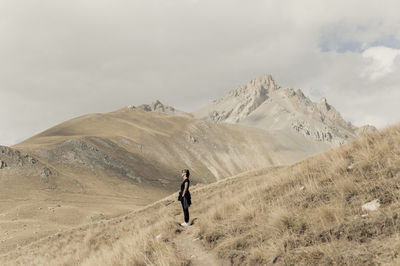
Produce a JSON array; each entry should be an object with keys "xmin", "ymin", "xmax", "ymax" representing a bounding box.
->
[{"xmin": 1, "ymin": 0, "xmax": 400, "ymax": 146}]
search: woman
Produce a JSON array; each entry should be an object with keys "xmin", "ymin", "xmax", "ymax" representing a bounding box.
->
[{"xmin": 178, "ymin": 169, "xmax": 191, "ymax": 226}]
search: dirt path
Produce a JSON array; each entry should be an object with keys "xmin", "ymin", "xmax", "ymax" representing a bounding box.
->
[{"xmin": 174, "ymin": 219, "xmax": 225, "ymax": 266}]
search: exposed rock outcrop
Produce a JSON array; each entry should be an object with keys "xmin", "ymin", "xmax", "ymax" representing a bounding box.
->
[
  {"xmin": 36, "ymin": 137, "xmax": 153, "ymax": 183},
  {"xmin": 0, "ymin": 160, "xmax": 7, "ymax": 169},
  {"xmin": 138, "ymin": 100, "xmax": 176, "ymax": 113},
  {"xmin": 0, "ymin": 145, "xmax": 55, "ymax": 179},
  {"xmin": 136, "ymin": 100, "xmax": 192, "ymax": 118}
]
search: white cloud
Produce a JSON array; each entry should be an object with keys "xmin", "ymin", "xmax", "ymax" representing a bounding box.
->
[{"xmin": 362, "ymin": 46, "xmax": 400, "ymax": 80}]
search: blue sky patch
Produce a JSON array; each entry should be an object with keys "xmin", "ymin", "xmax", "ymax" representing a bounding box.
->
[{"xmin": 319, "ymin": 23, "xmax": 400, "ymax": 53}]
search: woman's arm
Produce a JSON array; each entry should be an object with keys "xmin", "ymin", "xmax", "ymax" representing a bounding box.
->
[{"xmin": 182, "ymin": 182, "xmax": 188, "ymax": 197}]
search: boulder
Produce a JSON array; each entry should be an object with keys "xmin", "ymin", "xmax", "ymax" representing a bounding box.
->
[{"xmin": 362, "ymin": 199, "xmax": 380, "ymax": 211}]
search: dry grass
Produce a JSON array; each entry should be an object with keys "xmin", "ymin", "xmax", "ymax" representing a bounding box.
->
[
  {"xmin": 1, "ymin": 125, "xmax": 400, "ymax": 265},
  {"xmin": 191, "ymin": 125, "xmax": 400, "ymax": 265}
]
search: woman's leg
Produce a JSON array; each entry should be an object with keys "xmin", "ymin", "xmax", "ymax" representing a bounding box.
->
[
  {"xmin": 181, "ymin": 200, "xmax": 189, "ymax": 223},
  {"xmin": 184, "ymin": 207, "xmax": 189, "ymax": 223}
]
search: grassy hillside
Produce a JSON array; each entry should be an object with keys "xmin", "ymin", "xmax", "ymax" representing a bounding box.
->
[
  {"xmin": 0, "ymin": 106, "xmax": 332, "ymax": 257},
  {"xmin": 2, "ymin": 124, "xmax": 399, "ymax": 265},
  {"xmin": 14, "ymin": 106, "xmax": 329, "ymax": 185}
]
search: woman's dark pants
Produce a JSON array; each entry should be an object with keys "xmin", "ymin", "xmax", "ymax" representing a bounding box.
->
[{"xmin": 181, "ymin": 200, "xmax": 189, "ymax": 223}]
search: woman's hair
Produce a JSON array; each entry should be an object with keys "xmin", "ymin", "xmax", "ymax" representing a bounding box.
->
[{"xmin": 182, "ymin": 169, "xmax": 190, "ymax": 178}]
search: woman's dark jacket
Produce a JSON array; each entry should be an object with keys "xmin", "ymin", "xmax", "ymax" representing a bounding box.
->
[{"xmin": 179, "ymin": 178, "xmax": 191, "ymax": 208}]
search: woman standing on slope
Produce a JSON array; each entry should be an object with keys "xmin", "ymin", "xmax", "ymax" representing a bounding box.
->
[{"xmin": 178, "ymin": 169, "xmax": 191, "ymax": 226}]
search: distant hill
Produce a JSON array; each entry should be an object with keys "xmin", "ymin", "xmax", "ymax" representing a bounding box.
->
[{"xmin": 12, "ymin": 103, "xmax": 325, "ymax": 186}]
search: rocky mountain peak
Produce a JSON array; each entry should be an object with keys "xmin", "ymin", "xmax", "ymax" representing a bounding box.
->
[
  {"xmin": 194, "ymin": 74, "xmax": 376, "ymax": 146},
  {"xmin": 138, "ymin": 100, "xmax": 174, "ymax": 113},
  {"xmin": 248, "ymin": 74, "xmax": 280, "ymax": 90},
  {"xmin": 225, "ymin": 74, "xmax": 280, "ymax": 100},
  {"xmin": 200, "ymin": 74, "xmax": 281, "ymax": 123},
  {"xmin": 134, "ymin": 100, "xmax": 192, "ymax": 118}
]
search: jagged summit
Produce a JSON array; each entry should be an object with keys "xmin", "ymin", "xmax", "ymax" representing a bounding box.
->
[
  {"xmin": 202, "ymin": 74, "xmax": 280, "ymax": 124},
  {"xmin": 194, "ymin": 74, "xmax": 285, "ymax": 123},
  {"xmin": 194, "ymin": 74, "xmax": 376, "ymax": 145},
  {"xmin": 247, "ymin": 74, "xmax": 280, "ymax": 91},
  {"xmin": 138, "ymin": 100, "xmax": 175, "ymax": 113},
  {"xmin": 127, "ymin": 100, "xmax": 192, "ymax": 118},
  {"xmin": 223, "ymin": 74, "xmax": 279, "ymax": 100}
]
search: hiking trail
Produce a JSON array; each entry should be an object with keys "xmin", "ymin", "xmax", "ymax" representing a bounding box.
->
[{"xmin": 174, "ymin": 218, "xmax": 224, "ymax": 266}]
